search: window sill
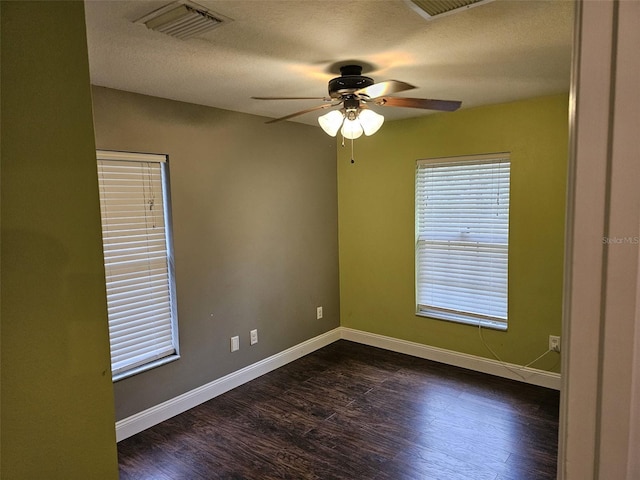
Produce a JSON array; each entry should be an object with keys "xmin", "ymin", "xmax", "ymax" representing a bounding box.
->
[
  {"xmin": 416, "ymin": 309, "xmax": 507, "ymax": 331},
  {"xmin": 112, "ymin": 354, "xmax": 180, "ymax": 382}
]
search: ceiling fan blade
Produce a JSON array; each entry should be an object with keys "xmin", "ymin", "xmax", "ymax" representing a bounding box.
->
[
  {"xmin": 264, "ymin": 102, "xmax": 341, "ymax": 124},
  {"xmin": 252, "ymin": 96, "xmax": 332, "ymax": 101},
  {"xmin": 356, "ymin": 80, "xmax": 415, "ymax": 99},
  {"xmin": 374, "ymin": 96, "xmax": 462, "ymax": 111}
]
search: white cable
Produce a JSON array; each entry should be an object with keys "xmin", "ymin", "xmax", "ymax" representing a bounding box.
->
[{"xmin": 478, "ymin": 324, "xmax": 556, "ymax": 381}]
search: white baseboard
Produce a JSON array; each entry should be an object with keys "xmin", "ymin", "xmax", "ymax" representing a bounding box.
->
[
  {"xmin": 115, "ymin": 327, "xmax": 341, "ymax": 441},
  {"xmin": 339, "ymin": 327, "xmax": 561, "ymax": 390},
  {"xmin": 116, "ymin": 326, "xmax": 560, "ymax": 441}
]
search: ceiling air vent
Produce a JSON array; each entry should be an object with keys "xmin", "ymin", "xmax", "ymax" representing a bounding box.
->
[
  {"xmin": 406, "ymin": 0, "xmax": 494, "ymax": 20},
  {"xmin": 135, "ymin": 1, "xmax": 230, "ymax": 40}
]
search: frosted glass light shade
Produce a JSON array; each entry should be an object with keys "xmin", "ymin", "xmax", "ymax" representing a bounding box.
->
[
  {"xmin": 341, "ymin": 118, "xmax": 363, "ymax": 139},
  {"xmin": 318, "ymin": 110, "xmax": 344, "ymax": 137},
  {"xmin": 358, "ymin": 109, "xmax": 384, "ymax": 136}
]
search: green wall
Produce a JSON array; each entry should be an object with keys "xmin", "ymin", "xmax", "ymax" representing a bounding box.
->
[
  {"xmin": 337, "ymin": 94, "xmax": 568, "ymax": 372},
  {"xmin": 1, "ymin": 2, "xmax": 118, "ymax": 478}
]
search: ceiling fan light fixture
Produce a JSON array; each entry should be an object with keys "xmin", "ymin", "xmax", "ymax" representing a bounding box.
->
[
  {"xmin": 318, "ymin": 110, "xmax": 344, "ymax": 137},
  {"xmin": 318, "ymin": 108, "xmax": 384, "ymax": 138},
  {"xmin": 358, "ymin": 109, "xmax": 385, "ymax": 136},
  {"xmin": 341, "ymin": 117, "xmax": 364, "ymax": 140}
]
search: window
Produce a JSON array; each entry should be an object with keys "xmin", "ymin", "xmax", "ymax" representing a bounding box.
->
[
  {"xmin": 97, "ymin": 150, "xmax": 179, "ymax": 380},
  {"xmin": 415, "ymin": 153, "xmax": 510, "ymax": 330}
]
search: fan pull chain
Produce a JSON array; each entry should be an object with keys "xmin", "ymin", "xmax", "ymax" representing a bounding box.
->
[
  {"xmin": 340, "ymin": 135, "xmax": 356, "ymax": 164},
  {"xmin": 351, "ymin": 137, "xmax": 355, "ymax": 164}
]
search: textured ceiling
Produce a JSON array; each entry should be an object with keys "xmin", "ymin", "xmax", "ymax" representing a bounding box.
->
[{"xmin": 84, "ymin": 0, "xmax": 574, "ymax": 126}]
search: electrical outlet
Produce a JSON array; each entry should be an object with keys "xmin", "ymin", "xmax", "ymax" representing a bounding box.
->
[
  {"xmin": 316, "ymin": 306, "xmax": 323, "ymax": 319},
  {"xmin": 230, "ymin": 336, "xmax": 239, "ymax": 352},
  {"xmin": 250, "ymin": 329, "xmax": 258, "ymax": 345},
  {"xmin": 549, "ymin": 335, "xmax": 561, "ymax": 353}
]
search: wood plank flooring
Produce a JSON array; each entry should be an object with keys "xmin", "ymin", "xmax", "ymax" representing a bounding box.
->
[{"xmin": 118, "ymin": 340, "xmax": 560, "ymax": 480}]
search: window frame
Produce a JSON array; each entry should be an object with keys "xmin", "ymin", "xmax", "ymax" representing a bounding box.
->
[
  {"xmin": 415, "ymin": 152, "xmax": 511, "ymax": 331},
  {"xmin": 96, "ymin": 149, "xmax": 180, "ymax": 381}
]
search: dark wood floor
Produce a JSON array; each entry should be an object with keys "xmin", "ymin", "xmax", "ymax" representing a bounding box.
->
[{"xmin": 118, "ymin": 340, "xmax": 560, "ymax": 480}]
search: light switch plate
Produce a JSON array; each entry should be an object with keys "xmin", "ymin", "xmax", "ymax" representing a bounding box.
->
[{"xmin": 231, "ymin": 336, "xmax": 240, "ymax": 352}]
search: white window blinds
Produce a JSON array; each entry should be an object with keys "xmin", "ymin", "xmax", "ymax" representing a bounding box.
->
[
  {"xmin": 416, "ymin": 153, "xmax": 510, "ymax": 330},
  {"xmin": 97, "ymin": 150, "xmax": 178, "ymax": 379}
]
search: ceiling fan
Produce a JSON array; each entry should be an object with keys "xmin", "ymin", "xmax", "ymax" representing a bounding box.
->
[{"xmin": 252, "ymin": 64, "xmax": 462, "ymax": 139}]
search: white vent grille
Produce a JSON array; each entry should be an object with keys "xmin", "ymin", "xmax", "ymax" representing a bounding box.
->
[
  {"xmin": 135, "ymin": 1, "xmax": 230, "ymax": 40},
  {"xmin": 407, "ymin": 0, "xmax": 494, "ymax": 20}
]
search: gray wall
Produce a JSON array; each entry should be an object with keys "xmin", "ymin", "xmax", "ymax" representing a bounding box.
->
[{"xmin": 91, "ymin": 86, "xmax": 340, "ymax": 420}]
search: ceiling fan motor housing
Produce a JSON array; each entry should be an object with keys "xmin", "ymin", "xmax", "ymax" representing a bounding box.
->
[{"xmin": 328, "ymin": 65, "xmax": 374, "ymax": 98}]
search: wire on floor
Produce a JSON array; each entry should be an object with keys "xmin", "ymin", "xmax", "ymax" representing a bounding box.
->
[{"xmin": 478, "ymin": 324, "xmax": 555, "ymax": 381}]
